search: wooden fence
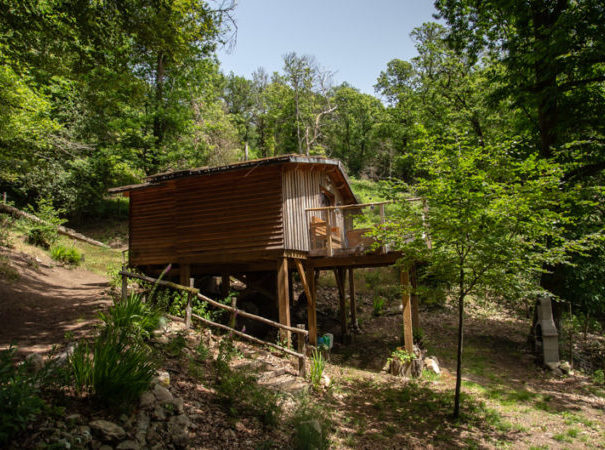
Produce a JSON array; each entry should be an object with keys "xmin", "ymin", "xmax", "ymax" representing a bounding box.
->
[{"xmin": 119, "ymin": 269, "xmax": 308, "ymax": 376}]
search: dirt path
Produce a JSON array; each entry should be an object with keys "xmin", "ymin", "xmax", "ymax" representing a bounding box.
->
[{"xmin": 0, "ymin": 248, "xmax": 112, "ymax": 355}]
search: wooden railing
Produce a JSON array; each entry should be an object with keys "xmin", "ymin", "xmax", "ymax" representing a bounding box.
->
[
  {"xmin": 305, "ymin": 201, "xmax": 391, "ymax": 256},
  {"xmin": 305, "ymin": 198, "xmax": 430, "ymax": 256},
  {"xmin": 119, "ymin": 269, "xmax": 308, "ymax": 376}
]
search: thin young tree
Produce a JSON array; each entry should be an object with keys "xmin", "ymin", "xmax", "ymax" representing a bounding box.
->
[{"xmin": 377, "ymin": 135, "xmax": 573, "ymax": 418}]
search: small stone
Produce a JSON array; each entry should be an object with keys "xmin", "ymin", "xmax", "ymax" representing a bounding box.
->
[
  {"xmin": 320, "ymin": 374, "xmax": 331, "ymax": 387},
  {"xmin": 153, "ymin": 384, "xmax": 174, "ymax": 404},
  {"xmin": 139, "ymin": 391, "xmax": 155, "ymax": 409},
  {"xmin": 423, "ymin": 357, "xmax": 441, "ymax": 375},
  {"xmin": 151, "ymin": 332, "xmax": 170, "ymax": 345},
  {"xmin": 235, "ymin": 421, "xmax": 245, "ymax": 432},
  {"xmin": 89, "ymin": 420, "xmax": 126, "ymax": 441},
  {"xmin": 136, "ymin": 411, "xmax": 150, "ymax": 433},
  {"xmin": 25, "ymin": 353, "xmax": 44, "ymax": 372},
  {"xmin": 153, "ymin": 404, "xmax": 166, "ymax": 421},
  {"xmin": 66, "ymin": 414, "xmax": 81, "ymax": 422},
  {"xmin": 79, "ymin": 426, "xmax": 92, "ymax": 442},
  {"xmin": 559, "ymin": 361, "xmax": 572, "ymax": 374},
  {"xmin": 168, "ymin": 414, "xmax": 190, "ymax": 429},
  {"xmin": 155, "ymin": 370, "xmax": 170, "ymax": 387},
  {"xmin": 173, "ymin": 397, "xmax": 184, "ymax": 413},
  {"xmin": 116, "ymin": 440, "xmax": 140, "ymax": 450}
]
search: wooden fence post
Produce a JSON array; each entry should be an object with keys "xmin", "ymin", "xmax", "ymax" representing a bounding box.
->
[
  {"xmin": 185, "ymin": 278, "xmax": 194, "ymax": 329},
  {"xmin": 297, "ymin": 324, "xmax": 307, "ymax": 377},
  {"xmin": 121, "ymin": 265, "xmax": 128, "ymax": 301}
]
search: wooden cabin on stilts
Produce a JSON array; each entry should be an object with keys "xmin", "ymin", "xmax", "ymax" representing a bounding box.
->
[{"xmin": 109, "ymin": 155, "xmax": 419, "ymax": 352}]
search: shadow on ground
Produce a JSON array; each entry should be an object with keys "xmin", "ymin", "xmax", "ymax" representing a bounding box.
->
[{"xmin": 0, "ymin": 249, "xmax": 112, "ymax": 354}]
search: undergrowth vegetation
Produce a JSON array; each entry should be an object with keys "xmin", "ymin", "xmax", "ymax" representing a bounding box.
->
[
  {"xmin": 70, "ymin": 294, "xmax": 160, "ymax": 409},
  {"xmin": 0, "ymin": 348, "xmax": 47, "ymax": 445},
  {"xmin": 214, "ymin": 337, "xmax": 281, "ymax": 427},
  {"xmin": 50, "ymin": 244, "xmax": 82, "ymax": 266}
]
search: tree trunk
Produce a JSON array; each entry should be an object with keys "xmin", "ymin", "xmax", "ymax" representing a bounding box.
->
[
  {"xmin": 150, "ymin": 51, "xmax": 166, "ymax": 173},
  {"xmin": 453, "ymin": 267, "xmax": 465, "ymax": 419}
]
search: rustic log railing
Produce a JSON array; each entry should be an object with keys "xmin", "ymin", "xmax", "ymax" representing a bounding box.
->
[{"xmin": 119, "ymin": 269, "xmax": 307, "ymax": 376}]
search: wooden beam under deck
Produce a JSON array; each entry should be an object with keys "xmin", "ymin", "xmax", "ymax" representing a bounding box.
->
[{"xmin": 308, "ymin": 251, "xmax": 402, "ymax": 269}]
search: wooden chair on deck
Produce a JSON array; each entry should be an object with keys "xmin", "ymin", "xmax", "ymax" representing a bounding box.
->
[{"xmin": 310, "ymin": 215, "xmax": 342, "ymax": 250}]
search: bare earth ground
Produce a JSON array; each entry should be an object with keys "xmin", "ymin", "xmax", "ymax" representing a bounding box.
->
[{"xmin": 0, "ymin": 247, "xmax": 112, "ymax": 354}]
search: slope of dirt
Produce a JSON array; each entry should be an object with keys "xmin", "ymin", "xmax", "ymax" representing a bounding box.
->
[{"xmin": 0, "ymin": 247, "xmax": 112, "ymax": 354}]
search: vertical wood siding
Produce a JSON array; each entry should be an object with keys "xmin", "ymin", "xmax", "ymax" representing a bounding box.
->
[{"xmin": 283, "ymin": 168, "xmax": 345, "ymax": 251}]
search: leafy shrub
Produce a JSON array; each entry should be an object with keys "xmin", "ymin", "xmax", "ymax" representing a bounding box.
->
[
  {"xmin": 593, "ymin": 369, "xmax": 604, "ymax": 385},
  {"xmin": 372, "ymin": 296, "xmax": 385, "ymax": 316},
  {"xmin": 291, "ymin": 394, "xmax": 331, "ymax": 450},
  {"xmin": 0, "ymin": 214, "xmax": 12, "ymax": 247},
  {"xmin": 98, "ymin": 293, "xmax": 162, "ymax": 341},
  {"xmin": 70, "ymin": 333, "xmax": 156, "ymax": 409},
  {"xmin": 0, "ymin": 347, "xmax": 45, "ymax": 444},
  {"xmin": 25, "ymin": 198, "xmax": 65, "ymax": 249},
  {"xmin": 309, "ymin": 348, "xmax": 325, "ymax": 389},
  {"xmin": 387, "ymin": 347, "xmax": 416, "ymax": 364},
  {"xmin": 50, "ymin": 245, "xmax": 82, "ymax": 266}
]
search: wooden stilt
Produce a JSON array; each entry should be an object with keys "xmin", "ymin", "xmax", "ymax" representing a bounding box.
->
[
  {"xmin": 277, "ymin": 257, "xmax": 291, "ymax": 346},
  {"xmin": 349, "ymin": 268, "xmax": 358, "ymax": 330},
  {"xmin": 297, "ymin": 324, "xmax": 307, "ymax": 377},
  {"xmin": 180, "ymin": 264, "xmax": 191, "ymax": 287},
  {"xmin": 401, "ymin": 268, "xmax": 414, "ymax": 352},
  {"xmin": 410, "ymin": 264, "xmax": 420, "ymax": 332},
  {"xmin": 185, "ymin": 278, "xmax": 194, "ymax": 329},
  {"xmin": 220, "ymin": 273, "xmax": 230, "ymax": 298},
  {"xmin": 306, "ymin": 267, "xmax": 317, "ymax": 346},
  {"xmin": 335, "ymin": 268, "xmax": 348, "ymax": 340}
]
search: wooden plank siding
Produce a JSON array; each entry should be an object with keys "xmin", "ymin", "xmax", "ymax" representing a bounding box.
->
[
  {"xmin": 282, "ymin": 167, "xmax": 347, "ymax": 252},
  {"xmin": 129, "ymin": 166, "xmax": 284, "ymax": 266},
  {"xmin": 129, "ymin": 181, "xmax": 177, "ymax": 265}
]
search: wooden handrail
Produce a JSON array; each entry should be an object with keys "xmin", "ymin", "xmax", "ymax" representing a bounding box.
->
[
  {"xmin": 191, "ymin": 313, "xmax": 304, "ymax": 359},
  {"xmin": 195, "ymin": 292, "xmax": 308, "ymax": 336},
  {"xmin": 119, "ymin": 270, "xmax": 308, "ymax": 336},
  {"xmin": 305, "ymin": 197, "xmax": 424, "ymax": 212}
]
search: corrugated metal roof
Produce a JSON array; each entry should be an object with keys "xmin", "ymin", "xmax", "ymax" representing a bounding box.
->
[{"xmin": 108, "ymin": 154, "xmax": 358, "ymax": 203}]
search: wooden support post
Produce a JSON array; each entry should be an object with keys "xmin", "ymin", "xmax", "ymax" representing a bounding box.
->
[
  {"xmin": 379, "ymin": 204, "xmax": 386, "ymax": 253},
  {"xmin": 306, "ymin": 268, "xmax": 318, "ymax": 346},
  {"xmin": 221, "ymin": 273, "xmax": 230, "ymax": 298},
  {"xmin": 410, "ymin": 264, "xmax": 420, "ymax": 332},
  {"xmin": 229, "ymin": 293, "xmax": 238, "ymax": 329},
  {"xmin": 401, "ymin": 268, "xmax": 414, "ymax": 353},
  {"xmin": 180, "ymin": 264, "xmax": 191, "ymax": 287},
  {"xmin": 277, "ymin": 257, "xmax": 291, "ymax": 346},
  {"xmin": 325, "ymin": 212, "xmax": 333, "ymax": 256},
  {"xmin": 335, "ymin": 268, "xmax": 348, "ymax": 340},
  {"xmin": 121, "ymin": 265, "xmax": 128, "ymax": 301},
  {"xmin": 297, "ymin": 324, "xmax": 307, "ymax": 377},
  {"xmin": 185, "ymin": 278, "xmax": 194, "ymax": 329},
  {"xmin": 349, "ymin": 268, "xmax": 358, "ymax": 330}
]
